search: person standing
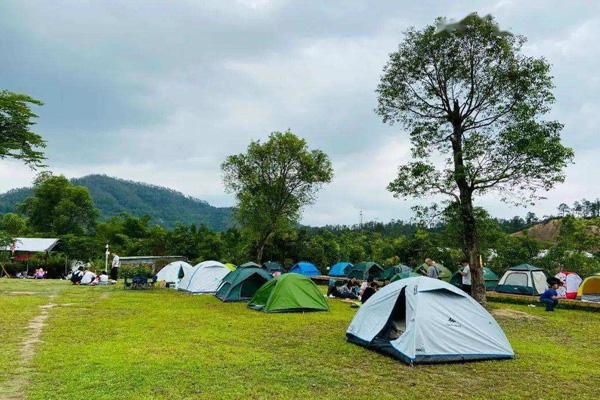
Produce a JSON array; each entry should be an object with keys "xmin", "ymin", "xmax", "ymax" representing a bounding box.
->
[
  {"xmin": 458, "ymin": 260, "xmax": 472, "ymax": 295},
  {"xmin": 425, "ymin": 258, "xmax": 439, "ymax": 279},
  {"xmin": 110, "ymin": 252, "xmax": 120, "ymax": 280}
]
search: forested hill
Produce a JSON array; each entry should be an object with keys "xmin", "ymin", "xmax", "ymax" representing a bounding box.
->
[{"xmin": 0, "ymin": 175, "xmax": 234, "ymax": 230}]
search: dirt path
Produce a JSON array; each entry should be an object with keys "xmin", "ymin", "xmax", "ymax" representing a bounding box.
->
[{"xmin": 0, "ymin": 297, "xmax": 57, "ymax": 400}]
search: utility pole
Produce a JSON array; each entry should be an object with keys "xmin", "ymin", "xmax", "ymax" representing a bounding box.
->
[{"xmin": 359, "ymin": 209, "xmax": 363, "ymax": 230}]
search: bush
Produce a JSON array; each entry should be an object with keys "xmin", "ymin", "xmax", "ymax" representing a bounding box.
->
[{"xmin": 120, "ymin": 264, "xmax": 154, "ymax": 279}]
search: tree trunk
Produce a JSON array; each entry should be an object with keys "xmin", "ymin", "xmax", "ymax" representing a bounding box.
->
[
  {"xmin": 256, "ymin": 241, "xmax": 265, "ymax": 265},
  {"xmin": 450, "ymin": 103, "xmax": 486, "ymax": 304},
  {"xmin": 459, "ymin": 194, "xmax": 486, "ymax": 305}
]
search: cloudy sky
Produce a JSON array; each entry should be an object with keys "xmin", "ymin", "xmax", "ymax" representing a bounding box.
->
[{"xmin": 1, "ymin": 1, "xmax": 598, "ymax": 225}]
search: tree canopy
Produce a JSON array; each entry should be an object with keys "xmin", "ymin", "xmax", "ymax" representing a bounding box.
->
[
  {"xmin": 0, "ymin": 90, "xmax": 46, "ymax": 168},
  {"xmin": 377, "ymin": 13, "xmax": 573, "ymax": 302},
  {"xmin": 20, "ymin": 173, "xmax": 99, "ymax": 235},
  {"xmin": 222, "ymin": 130, "xmax": 333, "ymax": 262}
]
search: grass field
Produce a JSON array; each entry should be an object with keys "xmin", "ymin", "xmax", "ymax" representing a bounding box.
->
[{"xmin": 1, "ymin": 279, "xmax": 599, "ymax": 400}]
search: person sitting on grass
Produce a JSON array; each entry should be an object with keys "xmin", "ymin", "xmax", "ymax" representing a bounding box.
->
[
  {"xmin": 71, "ymin": 267, "xmax": 84, "ymax": 285},
  {"xmin": 98, "ymin": 271, "xmax": 109, "ymax": 285},
  {"xmin": 360, "ymin": 281, "xmax": 378, "ymax": 304},
  {"xmin": 329, "ymin": 280, "xmax": 359, "ymax": 300},
  {"xmin": 540, "ymin": 278, "xmax": 562, "ymax": 312},
  {"xmin": 80, "ymin": 269, "xmax": 97, "ymax": 285},
  {"xmin": 34, "ymin": 268, "xmax": 46, "ymax": 279}
]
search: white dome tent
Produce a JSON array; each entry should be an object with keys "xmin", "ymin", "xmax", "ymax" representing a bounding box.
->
[
  {"xmin": 155, "ymin": 261, "xmax": 193, "ymax": 285},
  {"xmin": 346, "ymin": 277, "xmax": 514, "ymax": 364},
  {"xmin": 178, "ymin": 260, "xmax": 230, "ymax": 294}
]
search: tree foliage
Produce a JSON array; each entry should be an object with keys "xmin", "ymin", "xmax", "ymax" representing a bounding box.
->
[
  {"xmin": 20, "ymin": 173, "xmax": 98, "ymax": 235},
  {"xmin": 222, "ymin": 130, "xmax": 333, "ymax": 262},
  {"xmin": 0, "ymin": 90, "xmax": 46, "ymax": 168}
]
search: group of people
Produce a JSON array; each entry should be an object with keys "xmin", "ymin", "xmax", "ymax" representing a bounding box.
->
[
  {"xmin": 70, "ymin": 267, "xmax": 114, "ymax": 285},
  {"xmin": 327, "ymin": 277, "xmax": 381, "ymax": 304},
  {"xmin": 15, "ymin": 267, "xmax": 47, "ymax": 279},
  {"xmin": 68, "ymin": 252, "xmax": 122, "ymax": 286}
]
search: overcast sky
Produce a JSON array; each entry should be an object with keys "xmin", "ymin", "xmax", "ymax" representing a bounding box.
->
[{"xmin": 1, "ymin": 1, "xmax": 598, "ymax": 225}]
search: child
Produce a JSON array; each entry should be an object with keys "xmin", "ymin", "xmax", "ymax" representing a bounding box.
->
[{"xmin": 540, "ymin": 279, "xmax": 561, "ymax": 311}]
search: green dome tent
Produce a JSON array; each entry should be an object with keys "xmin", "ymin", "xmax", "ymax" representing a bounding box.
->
[
  {"xmin": 248, "ymin": 273, "xmax": 329, "ymax": 313},
  {"xmin": 390, "ymin": 271, "xmax": 421, "ymax": 282},
  {"xmin": 379, "ymin": 264, "xmax": 411, "ymax": 281},
  {"xmin": 215, "ymin": 267, "xmax": 272, "ymax": 302},
  {"xmin": 416, "ymin": 263, "xmax": 452, "ymax": 282},
  {"xmin": 450, "ymin": 267, "xmax": 499, "ymax": 290},
  {"xmin": 495, "ymin": 264, "xmax": 548, "ymax": 295},
  {"xmin": 347, "ymin": 262, "xmax": 384, "ymax": 280},
  {"xmin": 263, "ymin": 261, "xmax": 284, "ymax": 274}
]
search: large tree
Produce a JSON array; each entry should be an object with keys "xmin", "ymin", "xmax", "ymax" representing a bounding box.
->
[
  {"xmin": 21, "ymin": 173, "xmax": 98, "ymax": 235},
  {"xmin": 222, "ymin": 130, "xmax": 333, "ymax": 263},
  {"xmin": 377, "ymin": 14, "xmax": 573, "ymax": 303},
  {"xmin": 0, "ymin": 90, "xmax": 46, "ymax": 168}
]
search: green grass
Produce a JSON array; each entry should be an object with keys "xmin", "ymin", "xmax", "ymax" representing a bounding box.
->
[{"xmin": 1, "ymin": 279, "xmax": 599, "ymax": 399}]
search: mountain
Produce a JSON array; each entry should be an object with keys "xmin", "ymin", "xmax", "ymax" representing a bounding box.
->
[{"xmin": 0, "ymin": 174, "xmax": 234, "ymax": 230}]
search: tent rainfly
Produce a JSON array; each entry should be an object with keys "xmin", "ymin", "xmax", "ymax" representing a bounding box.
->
[
  {"xmin": 248, "ymin": 273, "xmax": 329, "ymax": 313},
  {"xmin": 346, "ymin": 276, "xmax": 514, "ymax": 364},
  {"xmin": 215, "ymin": 267, "xmax": 272, "ymax": 302},
  {"xmin": 289, "ymin": 261, "xmax": 320, "ymax": 276},
  {"xmin": 329, "ymin": 262, "xmax": 353, "ymax": 277},
  {"xmin": 155, "ymin": 261, "xmax": 193, "ymax": 284},
  {"xmin": 178, "ymin": 260, "xmax": 230, "ymax": 293},
  {"xmin": 379, "ymin": 264, "xmax": 411, "ymax": 281},
  {"xmin": 495, "ymin": 264, "xmax": 548, "ymax": 295}
]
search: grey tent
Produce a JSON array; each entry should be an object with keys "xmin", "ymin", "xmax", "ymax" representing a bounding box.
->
[{"xmin": 346, "ymin": 276, "xmax": 513, "ymax": 364}]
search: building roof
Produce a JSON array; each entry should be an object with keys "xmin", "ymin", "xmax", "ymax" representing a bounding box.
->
[{"xmin": 2, "ymin": 238, "xmax": 60, "ymax": 253}]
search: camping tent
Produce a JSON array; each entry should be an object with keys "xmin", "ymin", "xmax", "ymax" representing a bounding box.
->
[
  {"xmin": 178, "ymin": 260, "xmax": 230, "ymax": 293},
  {"xmin": 555, "ymin": 271, "xmax": 582, "ymax": 299},
  {"xmin": 289, "ymin": 261, "xmax": 320, "ymax": 276},
  {"xmin": 577, "ymin": 273, "xmax": 600, "ymax": 302},
  {"xmin": 416, "ymin": 263, "xmax": 452, "ymax": 282},
  {"xmin": 263, "ymin": 261, "xmax": 284, "ymax": 274},
  {"xmin": 495, "ymin": 264, "xmax": 548, "ymax": 295},
  {"xmin": 346, "ymin": 276, "xmax": 514, "ymax": 364},
  {"xmin": 390, "ymin": 271, "xmax": 421, "ymax": 282},
  {"xmin": 449, "ymin": 267, "xmax": 500, "ymax": 290},
  {"xmin": 155, "ymin": 261, "xmax": 193, "ymax": 283},
  {"xmin": 329, "ymin": 262, "xmax": 353, "ymax": 277},
  {"xmin": 248, "ymin": 273, "xmax": 329, "ymax": 313},
  {"xmin": 346, "ymin": 262, "xmax": 384, "ymax": 280},
  {"xmin": 239, "ymin": 262, "xmax": 261, "ymax": 268},
  {"xmin": 379, "ymin": 264, "xmax": 411, "ymax": 281},
  {"xmin": 215, "ymin": 267, "xmax": 273, "ymax": 302},
  {"xmin": 224, "ymin": 263, "xmax": 237, "ymax": 271}
]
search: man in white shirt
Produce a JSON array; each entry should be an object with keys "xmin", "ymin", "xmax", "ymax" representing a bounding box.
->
[
  {"xmin": 80, "ymin": 269, "xmax": 97, "ymax": 285},
  {"xmin": 110, "ymin": 253, "xmax": 120, "ymax": 280},
  {"xmin": 458, "ymin": 260, "xmax": 472, "ymax": 295}
]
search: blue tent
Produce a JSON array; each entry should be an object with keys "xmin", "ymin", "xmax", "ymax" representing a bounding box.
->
[
  {"xmin": 290, "ymin": 261, "xmax": 320, "ymax": 277},
  {"xmin": 329, "ymin": 262, "xmax": 353, "ymax": 277}
]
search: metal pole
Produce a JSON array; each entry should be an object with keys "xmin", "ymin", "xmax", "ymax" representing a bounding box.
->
[{"xmin": 104, "ymin": 244, "xmax": 109, "ymax": 273}]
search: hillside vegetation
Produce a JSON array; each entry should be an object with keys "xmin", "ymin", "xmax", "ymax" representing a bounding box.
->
[{"xmin": 0, "ymin": 175, "xmax": 233, "ymax": 230}]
